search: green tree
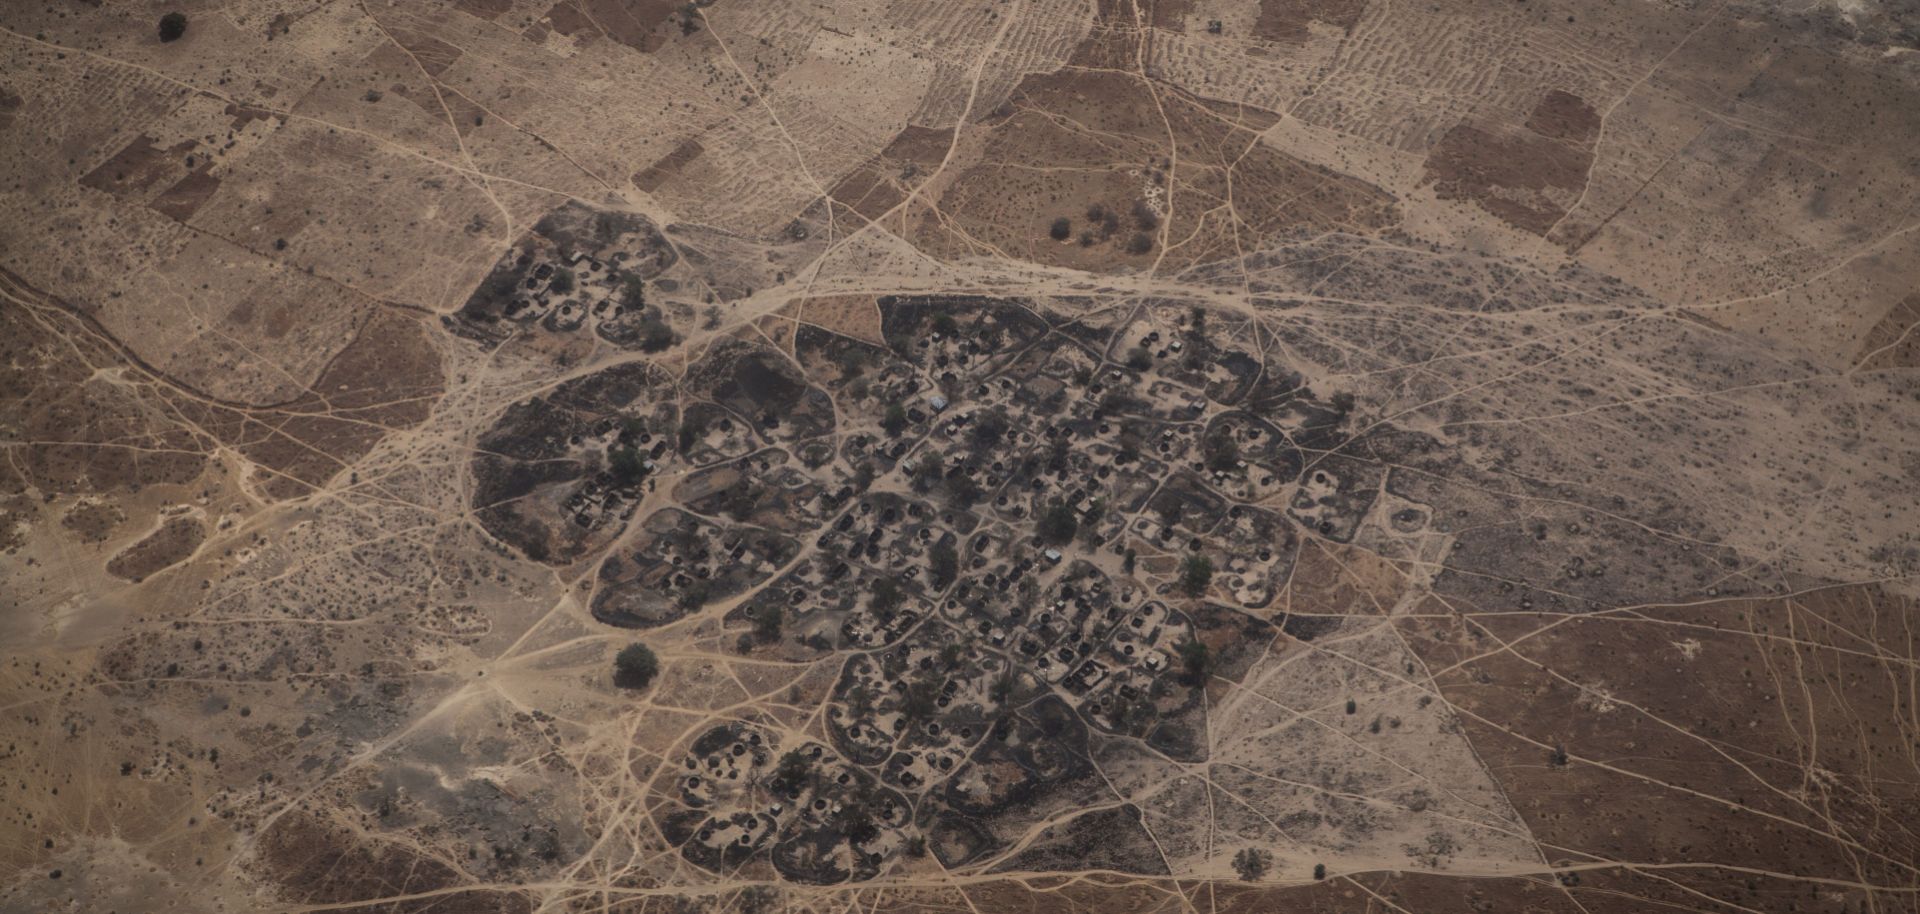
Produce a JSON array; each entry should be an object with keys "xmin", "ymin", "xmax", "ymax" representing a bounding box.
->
[
  {"xmin": 1232, "ymin": 847, "xmax": 1271, "ymax": 882},
  {"xmin": 1131, "ymin": 198, "xmax": 1160, "ymax": 230},
  {"xmin": 771, "ymin": 749, "xmax": 812, "ymax": 795},
  {"xmin": 637, "ymin": 318, "xmax": 675, "ymax": 353},
  {"xmin": 989, "ymin": 668, "xmax": 1018, "ymax": 704},
  {"xmin": 158, "ymin": 12, "xmax": 188, "ymax": 42},
  {"xmin": 1080, "ymin": 498, "xmax": 1107, "ymax": 545},
  {"xmin": 836, "ymin": 799, "xmax": 878, "ymax": 845},
  {"xmin": 882, "ymin": 403, "xmax": 909, "ymax": 437},
  {"xmin": 1313, "ymin": 863, "xmax": 1327, "ymax": 881},
  {"xmin": 723, "ymin": 484, "xmax": 757, "ymax": 522},
  {"xmin": 1204, "ymin": 431, "xmax": 1241, "ymax": 473},
  {"xmin": 943, "ymin": 472, "xmax": 982, "ymax": 509},
  {"xmin": 928, "ymin": 540, "xmax": 959, "ymax": 590},
  {"xmin": 1177, "ymin": 638, "xmax": 1211, "ymax": 685},
  {"xmin": 1180, "ymin": 554, "xmax": 1213, "ymax": 596},
  {"xmin": 901, "ymin": 675, "xmax": 941, "ymax": 722},
  {"xmin": 549, "ymin": 266, "xmax": 575, "ymax": 294},
  {"xmin": 620, "ymin": 275, "xmax": 647, "ymax": 309},
  {"xmin": 1126, "ymin": 346, "xmax": 1153, "ymax": 371},
  {"xmin": 969, "ymin": 410, "xmax": 1010, "ymax": 450},
  {"xmin": 870, "ymin": 576, "xmax": 904, "ymax": 616},
  {"xmin": 751, "ymin": 603, "xmax": 783, "ymax": 642},
  {"xmin": 916, "ymin": 453, "xmax": 944, "ymax": 486},
  {"xmin": 1049, "ymin": 216, "xmax": 1072, "ymax": 241},
  {"xmin": 608, "ymin": 445, "xmax": 647, "ymax": 486},
  {"xmin": 1038, "ymin": 501, "xmax": 1078, "ymax": 545},
  {"xmin": 614, "ymin": 643, "xmax": 659, "ymax": 690}
]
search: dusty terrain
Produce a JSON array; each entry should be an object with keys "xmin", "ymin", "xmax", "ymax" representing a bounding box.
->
[{"xmin": 3, "ymin": 0, "xmax": 1919, "ymax": 912}]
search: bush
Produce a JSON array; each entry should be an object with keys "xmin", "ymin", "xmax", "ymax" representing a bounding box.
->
[
  {"xmin": 989, "ymin": 669, "xmax": 1018, "ymax": 704},
  {"xmin": 1126, "ymin": 232, "xmax": 1154, "ymax": 255},
  {"xmin": 1132, "ymin": 199, "xmax": 1160, "ymax": 230},
  {"xmin": 1080, "ymin": 497, "xmax": 1107, "ymax": 544},
  {"xmin": 771, "ymin": 750, "xmax": 811, "ymax": 795},
  {"xmin": 1049, "ymin": 216, "xmax": 1072, "ymax": 241},
  {"xmin": 158, "ymin": 12, "xmax": 188, "ymax": 42},
  {"xmin": 1232, "ymin": 847, "xmax": 1271, "ymax": 882},
  {"xmin": 882, "ymin": 403, "xmax": 909, "ymax": 437},
  {"xmin": 870, "ymin": 576, "xmax": 904, "ymax": 616},
  {"xmin": 901, "ymin": 676, "xmax": 941, "ymax": 721},
  {"xmin": 637, "ymin": 318, "xmax": 675, "ymax": 353},
  {"xmin": 1038, "ymin": 501, "xmax": 1078, "ymax": 545},
  {"xmin": 928, "ymin": 540, "xmax": 959, "ymax": 590},
  {"xmin": 613, "ymin": 643, "xmax": 659, "ymax": 689},
  {"xmin": 1204, "ymin": 431, "xmax": 1241, "ymax": 472},
  {"xmin": 1177, "ymin": 638, "xmax": 1211, "ymax": 684},
  {"xmin": 916, "ymin": 452, "xmax": 944, "ymax": 484},
  {"xmin": 751, "ymin": 603, "xmax": 783, "ymax": 642},
  {"xmin": 608, "ymin": 446, "xmax": 647, "ymax": 486},
  {"xmin": 836, "ymin": 801, "xmax": 878, "ymax": 846},
  {"xmin": 620, "ymin": 275, "xmax": 647, "ymax": 309},
  {"xmin": 1180, "ymin": 555, "xmax": 1213, "ymax": 596},
  {"xmin": 969, "ymin": 410, "xmax": 1010, "ymax": 450},
  {"xmin": 943, "ymin": 472, "xmax": 981, "ymax": 509}
]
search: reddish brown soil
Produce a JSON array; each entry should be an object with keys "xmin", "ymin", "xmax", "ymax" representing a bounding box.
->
[
  {"xmin": 0, "ymin": 88, "xmax": 23, "ymax": 131},
  {"xmin": 1525, "ymin": 89, "xmax": 1602, "ymax": 144},
  {"xmin": 633, "ymin": 138, "xmax": 706, "ymax": 193},
  {"xmin": 60, "ymin": 501, "xmax": 125, "ymax": 543},
  {"xmin": 828, "ymin": 126, "xmax": 954, "ymax": 224},
  {"xmin": 1253, "ymin": 0, "xmax": 1369, "ymax": 44},
  {"xmin": 0, "ymin": 293, "xmax": 447, "ymax": 503},
  {"xmin": 1854, "ymin": 293, "xmax": 1920, "ymax": 371},
  {"xmin": 149, "ymin": 170, "xmax": 222, "ymax": 221},
  {"xmin": 79, "ymin": 134, "xmax": 198, "ymax": 201},
  {"xmin": 453, "ymin": 0, "xmax": 512, "ymax": 20},
  {"xmin": 1399, "ymin": 584, "xmax": 1920, "ymax": 906},
  {"xmin": 544, "ymin": 0, "xmax": 684, "ymax": 53},
  {"xmin": 913, "ymin": 69, "xmax": 1394, "ymax": 272},
  {"xmin": 253, "ymin": 812, "xmax": 531, "ymax": 914},
  {"xmin": 105, "ymin": 516, "xmax": 205, "ymax": 581},
  {"xmin": 0, "ymin": 276, "xmax": 211, "ymax": 496},
  {"xmin": 219, "ymin": 308, "xmax": 443, "ymax": 499},
  {"xmin": 386, "ymin": 27, "xmax": 463, "ymax": 76},
  {"xmin": 1423, "ymin": 90, "xmax": 1599, "ymax": 235}
]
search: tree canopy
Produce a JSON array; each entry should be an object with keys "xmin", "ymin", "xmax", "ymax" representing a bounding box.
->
[{"xmin": 614, "ymin": 643, "xmax": 659, "ymax": 690}]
